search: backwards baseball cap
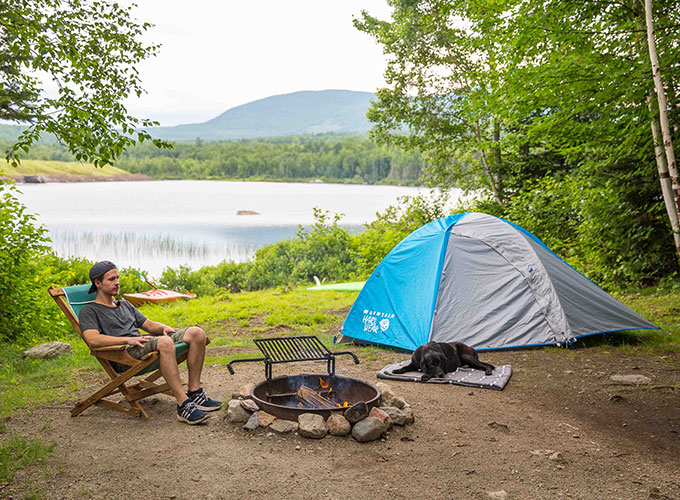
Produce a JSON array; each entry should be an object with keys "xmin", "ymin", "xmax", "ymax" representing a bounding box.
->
[{"xmin": 88, "ymin": 261, "xmax": 117, "ymax": 293}]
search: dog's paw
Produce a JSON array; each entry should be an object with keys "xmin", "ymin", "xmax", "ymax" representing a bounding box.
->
[
  {"xmin": 485, "ymin": 369, "xmax": 493, "ymax": 376},
  {"xmin": 420, "ymin": 374, "xmax": 431, "ymax": 381}
]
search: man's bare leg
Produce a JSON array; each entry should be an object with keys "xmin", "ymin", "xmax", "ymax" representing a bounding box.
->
[
  {"xmin": 183, "ymin": 326, "xmax": 207, "ymax": 392},
  {"xmin": 157, "ymin": 336, "xmax": 188, "ymax": 404}
]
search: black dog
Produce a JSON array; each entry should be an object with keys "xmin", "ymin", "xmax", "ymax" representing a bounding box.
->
[{"xmin": 393, "ymin": 341, "xmax": 495, "ymax": 381}]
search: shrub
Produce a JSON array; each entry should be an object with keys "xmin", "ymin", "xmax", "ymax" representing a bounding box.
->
[
  {"xmin": 160, "ymin": 264, "xmax": 216, "ymax": 296},
  {"xmin": 0, "ymin": 181, "xmax": 50, "ymax": 343}
]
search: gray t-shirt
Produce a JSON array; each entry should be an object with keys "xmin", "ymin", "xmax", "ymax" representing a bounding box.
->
[{"xmin": 78, "ymin": 300, "xmax": 147, "ymax": 338}]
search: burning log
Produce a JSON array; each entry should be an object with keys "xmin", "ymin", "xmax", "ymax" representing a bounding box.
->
[{"xmin": 296, "ymin": 385, "xmax": 337, "ymax": 409}]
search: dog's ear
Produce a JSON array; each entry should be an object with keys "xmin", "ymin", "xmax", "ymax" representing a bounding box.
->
[{"xmin": 423, "ymin": 352, "xmax": 442, "ymax": 366}]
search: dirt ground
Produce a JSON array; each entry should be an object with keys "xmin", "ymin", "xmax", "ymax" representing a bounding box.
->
[{"xmin": 3, "ymin": 347, "xmax": 680, "ymax": 500}]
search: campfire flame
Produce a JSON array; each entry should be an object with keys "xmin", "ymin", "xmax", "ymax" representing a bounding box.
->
[{"xmin": 319, "ymin": 377, "xmax": 349, "ymax": 408}]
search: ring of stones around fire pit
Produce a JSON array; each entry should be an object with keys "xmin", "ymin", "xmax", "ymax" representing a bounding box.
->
[{"xmin": 225, "ymin": 381, "xmax": 415, "ymax": 443}]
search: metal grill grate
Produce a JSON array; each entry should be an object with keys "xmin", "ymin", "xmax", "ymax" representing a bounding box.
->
[{"xmin": 227, "ymin": 335, "xmax": 359, "ymax": 380}]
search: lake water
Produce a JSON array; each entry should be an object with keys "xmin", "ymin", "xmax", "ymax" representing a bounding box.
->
[{"xmin": 15, "ymin": 180, "xmax": 453, "ymax": 278}]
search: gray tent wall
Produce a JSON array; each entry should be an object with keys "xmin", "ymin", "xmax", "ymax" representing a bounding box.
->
[
  {"xmin": 429, "ymin": 213, "xmax": 657, "ymax": 349},
  {"xmin": 430, "ymin": 213, "xmax": 572, "ymax": 349},
  {"xmin": 515, "ymin": 225, "xmax": 658, "ymax": 338}
]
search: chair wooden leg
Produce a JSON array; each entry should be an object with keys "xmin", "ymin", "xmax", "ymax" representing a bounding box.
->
[
  {"xmin": 72, "ymin": 347, "xmax": 191, "ymax": 419},
  {"xmin": 94, "ymin": 399, "xmax": 147, "ymax": 419},
  {"xmin": 127, "ymin": 383, "xmax": 175, "ymax": 402},
  {"xmin": 71, "ymin": 361, "xmax": 152, "ymax": 417}
]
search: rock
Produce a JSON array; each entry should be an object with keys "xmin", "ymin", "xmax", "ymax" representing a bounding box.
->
[
  {"xmin": 488, "ymin": 421, "xmax": 510, "ymax": 433},
  {"xmin": 529, "ymin": 449, "xmax": 555, "ymax": 457},
  {"xmin": 393, "ymin": 396, "xmax": 408, "ymax": 408},
  {"xmin": 383, "ymin": 395, "xmax": 407, "ymax": 409},
  {"xmin": 344, "ymin": 401, "xmax": 369, "ymax": 423},
  {"xmin": 327, "ymin": 414, "xmax": 351, "ymax": 436},
  {"xmin": 369, "ymin": 407, "xmax": 392, "ymax": 429},
  {"xmin": 379, "ymin": 406, "xmax": 408, "ymax": 426},
  {"xmin": 549, "ymin": 451, "xmax": 566, "ymax": 463},
  {"xmin": 243, "ymin": 412, "xmax": 260, "ymax": 431},
  {"xmin": 487, "ymin": 491, "xmax": 508, "ymax": 499},
  {"xmin": 352, "ymin": 417, "xmax": 385, "ymax": 443},
  {"xmin": 258, "ymin": 411, "xmax": 276, "ymax": 427},
  {"xmin": 375, "ymin": 382, "xmax": 395, "ymax": 402},
  {"xmin": 240, "ymin": 399, "xmax": 259, "ymax": 412},
  {"xmin": 22, "ymin": 341, "xmax": 72, "ymax": 359},
  {"xmin": 238, "ymin": 383, "xmax": 255, "ymax": 398},
  {"xmin": 401, "ymin": 406, "xmax": 415, "ymax": 425},
  {"xmin": 610, "ymin": 374, "xmax": 652, "ymax": 385},
  {"xmin": 226, "ymin": 399, "xmax": 251, "ymax": 423},
  {"xmin": 298, "ymin": 413, "xmax": 327, "ymax": 439},
  {"xmin": 270, "ymin": 419, "xmax": 298, "ymax": 434}
]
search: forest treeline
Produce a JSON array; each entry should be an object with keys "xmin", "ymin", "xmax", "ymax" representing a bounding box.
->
[{"xmin": 2, "ymin": 135, "xmax": 427, "ymax": 185}]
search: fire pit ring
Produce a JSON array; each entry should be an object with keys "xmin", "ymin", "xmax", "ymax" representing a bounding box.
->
[{"xmin": 250, "ymin": 374, "xmax": 382, "ymax": 421}]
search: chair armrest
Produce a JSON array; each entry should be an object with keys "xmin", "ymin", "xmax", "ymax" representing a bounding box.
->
[
  {"xmin": 91, "ymin": 345, "xmax": 156, "ymax": 361},
  {"xmin": 91, "ymin": 345, "xmax": 127, "ymax": 352}
]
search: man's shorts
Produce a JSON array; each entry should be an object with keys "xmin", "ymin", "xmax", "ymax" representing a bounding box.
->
[
  {"xmin": 113, "ymin": 328, "xmax": 188, "ymax": 373},
  {"xmin": 126, "ymin": 328, "xmax": 188, "ymax": 360}
]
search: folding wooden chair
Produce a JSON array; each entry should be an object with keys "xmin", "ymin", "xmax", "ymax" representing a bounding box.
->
[{"xmin": 49, "ymin": 284, "xmax": 193, "ymax": 419}]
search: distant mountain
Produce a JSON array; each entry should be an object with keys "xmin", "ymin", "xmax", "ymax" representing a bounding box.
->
[
  {"xmin": 147, "ymin": 90, "xmax": 375, "ymax": 141},
  {"xmin": 0, "ymin": 90, "xmax": 376, "ymax": 144}
]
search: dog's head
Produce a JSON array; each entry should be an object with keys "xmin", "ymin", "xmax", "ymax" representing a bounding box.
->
[{"xmin": 420, "ymin": 350, "xmax": 447, "ymax": 380}]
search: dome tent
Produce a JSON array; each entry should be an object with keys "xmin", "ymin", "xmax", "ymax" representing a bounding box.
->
[{"xmin": 338, "ymin": 212, "xmax": 658, "ymax": 351}]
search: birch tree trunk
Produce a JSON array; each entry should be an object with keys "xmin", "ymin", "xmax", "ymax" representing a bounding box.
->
[
  {"xmin": 648, "ymin": 95, "xmax": 680, "ymax": 253},
  {"xmin": 645, "ymin": 0, "xmax": 680, "ymax": 258}
]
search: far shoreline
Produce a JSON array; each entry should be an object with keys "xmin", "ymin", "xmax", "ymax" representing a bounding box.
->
[
  {"xmin": 4, "ymin": 173, "xmax": 424, "ymax": 188},
  {"xmin": 4, "ymin": 173, "xmax": 152, "ymax": 183},
  {"xmin": 1, "ymin": 158, "xmax": 424, "ymax": 187}
]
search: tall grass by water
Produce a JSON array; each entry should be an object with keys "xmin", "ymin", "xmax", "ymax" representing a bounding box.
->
[{"xmin": 50, "ymin": 227, "xmax": 259, "ymax": 269}]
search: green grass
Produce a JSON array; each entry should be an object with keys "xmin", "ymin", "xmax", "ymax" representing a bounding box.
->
[
  {"xmin": 602, "ymin": 287, "xmax": 680, "ymax": 352},
  {"xmin": 1, "ymin": 159, "xmax": 132, "ymax": 179},
  {"xmin": 0, "ymin": 341, "xmax": 98, "ymax": 419},
  {"xmin": 138, "ymin": 287, "xmax": 353, "ymax": 327},
  {"xmin": 0, "ymin": 435, "xmax": 55, "ymax": 485}
]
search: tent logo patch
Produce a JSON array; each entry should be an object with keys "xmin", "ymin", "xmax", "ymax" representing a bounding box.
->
[{"xmin": 362, "ymin": 310, "xmax": 394, "ymax": 333}]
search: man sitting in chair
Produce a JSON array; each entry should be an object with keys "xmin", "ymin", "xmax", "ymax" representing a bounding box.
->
[{"xmin": 79, "ymin": 261, "xmax": 222, "ymax": 425}]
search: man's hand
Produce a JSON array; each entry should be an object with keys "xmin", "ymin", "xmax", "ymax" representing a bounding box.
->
[
  {"xmin": 126, "ymin": 336, "xmax": 150, "ymax": 347},
  {"xmin": 161, "ymin": 325, "xmax": 176, "ymax": 336}
]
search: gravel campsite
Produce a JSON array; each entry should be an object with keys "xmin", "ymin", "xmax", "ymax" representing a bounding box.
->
[{"xmin": 4, "ymin": 339, "xmax": 679, "ymax": 500}]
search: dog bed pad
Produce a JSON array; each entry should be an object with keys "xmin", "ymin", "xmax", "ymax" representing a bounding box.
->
[{"xmin": 377, "ymin": 360, "xmax": 512, "ymax": 390}]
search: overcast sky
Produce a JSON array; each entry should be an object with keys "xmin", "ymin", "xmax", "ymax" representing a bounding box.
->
[{"xmin": 120, "ymin": 1, "xmax": 393, "ymax": 126}]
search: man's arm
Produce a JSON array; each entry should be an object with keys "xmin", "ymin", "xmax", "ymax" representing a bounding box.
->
[
  {"xmin": 83, "ymin": 329, "xmax": 150, "ymax": 348},
  {"xmin": 140, "ymin": 319, "xmax": 176, "ymax": 336}
]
